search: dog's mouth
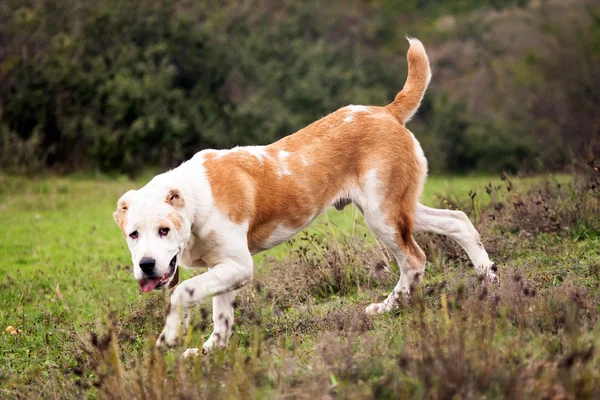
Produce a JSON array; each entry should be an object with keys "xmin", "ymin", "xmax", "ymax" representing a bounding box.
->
[{"xmin": 139, "ymin": 255, "xmax": 178, "ymax": 293}]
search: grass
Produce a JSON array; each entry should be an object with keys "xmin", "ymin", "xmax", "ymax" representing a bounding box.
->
[{"xmin": 1, "ymin": 171, "xmax": 599, "ymax": 399}]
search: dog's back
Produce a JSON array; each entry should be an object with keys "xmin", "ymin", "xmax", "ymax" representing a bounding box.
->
[{"xmin": 200, "ymin": 38, "xmax": 431, "ymax": 253}]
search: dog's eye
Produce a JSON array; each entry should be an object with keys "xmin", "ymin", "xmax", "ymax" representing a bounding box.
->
[
  {"xmin": 129, "ymin": 231, "xmax": 138, "ymax": 239},
  {"xmin": 158, "ymin": 227, "xmax": 170, "ymax": 237}
]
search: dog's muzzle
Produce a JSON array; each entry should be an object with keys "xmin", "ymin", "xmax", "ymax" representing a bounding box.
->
[{"xmin": 139, "ymin": 255, "xmax": 178, "ymax": 292}]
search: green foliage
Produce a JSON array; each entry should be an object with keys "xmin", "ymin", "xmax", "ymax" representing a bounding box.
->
[
  {"xmin": 0, "ymin": 0, "xmax": 598, "ymax": 174},
  {"xmin": 0, "ymin": 0, "xmax": 400, "ymax": 174}
]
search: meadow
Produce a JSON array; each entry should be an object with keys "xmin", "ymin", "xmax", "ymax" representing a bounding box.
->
[{"xmin": 1, "ymin": 171, "xmax": 599, "ymax": 399}]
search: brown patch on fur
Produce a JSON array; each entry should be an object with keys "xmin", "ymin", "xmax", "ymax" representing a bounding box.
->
[
  {"xmin": 113, "ymin": 206, "xmax": 127, "ymax": 237},
  {"xmin": 203, "ymin": 153, "xmax": 257, "ymax": 225},
  {"xmin": 204, "ymin": 107, "xmax": 425, "ymax": 253},
  {"xmin": 165, "ymin": 213, "xmax": 183, "ymax": 230},
  {"xmin": 202, "ymin": 39, "xmax": 430, "ymax": 254},
  {"xmin": 114, "ymin": 190, "xmax": 136, "ymax": 236},
  {"xmin": 165, "ymin": 189, "xmax": 185, "ymax": 209}
]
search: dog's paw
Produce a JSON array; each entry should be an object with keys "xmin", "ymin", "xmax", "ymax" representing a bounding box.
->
[
  {"xmin": 156, "ymin": 307, "xmax": 191, "ymax": 350},
  {"xmin": 181, "ymin": 348, "xmax": 202, "ymax": 359},
  {"xmin": 486, "ymin": 271, "xmax": 499, "ymax": 283},
  {"xmin": 485, "ymin": 263, "xmax": 499, "ymax": 283},
  {"xmin": 156, "ymin": 326, "xmax": 180, "ymax": 350},
  {"xmin": 365, "ymin": 302, "xmax": 387, "ymax": 315},
  {"xmin": 477, "ymin": 263, "xmax": 499, "ymax": 284},
  {"xmin": 202, "ymin": 331, "xmax": 228, "ymax": 352}
]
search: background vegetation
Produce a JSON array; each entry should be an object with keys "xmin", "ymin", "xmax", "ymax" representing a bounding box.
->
[{"xmin": 1, "ymin": 0, "xmax": 598, "ymax": 175}]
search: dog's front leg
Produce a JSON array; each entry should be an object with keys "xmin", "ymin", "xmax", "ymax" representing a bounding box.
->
[
  {"xmin": 157, "ymin": 256, "xmax": 253, "ymax": 349},
  {"xmin": 203, "ymin": 290, "xmax": 237, "ymax": 350}
]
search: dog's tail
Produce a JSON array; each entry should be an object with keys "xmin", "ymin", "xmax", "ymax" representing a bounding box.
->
[{"xmin": 386, "ymin": 37, "xmax": 431, "ymax": 125}]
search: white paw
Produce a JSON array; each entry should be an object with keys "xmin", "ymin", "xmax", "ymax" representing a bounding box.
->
[
  {"xmin": 486, "ymin": 271, "xmax": 499, "ymax": 283},
  {"xmin": 181, "ymin": 348, "xmax": 201, "ymax": 358},
  {"xmin": 202, "ymin": 339, "xmax": 215, "ymax": 352},
  {"xmin": 202, "ymin": 331, "xmax": 228, "ymax": 352},
  {"xmin": 365, "ymin": 302, "xmax": 386, "ymax": 315},
  {"xmin": 156, "ymin": 314, "xmax": 185, "ymax": 350},
  {"xmin": 485, "ymin": 263, "xmax": 499, "ymax": 283},
  {"xmin": 201, "ymin": 343, "xmax": 213, "ymax": 354},
  {"xmin": 156, "ymin": 306, "xmax": 191, "ymax": 350},
  {"xmin": 156, "ymin": 325, "xmax": 179, "ymax": 350},
  {"xmin": 477, "ymin": 263, "xmax": 500, "ymax": 284}
]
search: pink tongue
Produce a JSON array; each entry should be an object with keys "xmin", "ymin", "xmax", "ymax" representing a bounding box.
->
[{"xmin": 139, "ymin": 278, "xmax": 161, "ymax": 293}]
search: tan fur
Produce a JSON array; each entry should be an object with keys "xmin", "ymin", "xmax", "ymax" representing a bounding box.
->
[
  {"xmin": 165, "ymin": 189, "xmax": 185, "ymax": 209},
  {"xmin": 164, "ymin": 214, "xmax": 183, "ymax": 230},
  {"xmin": 113, "ymin": 199, "xmax": 128, "ymax": 237},
  {"xmin": 386, "ymin": 38, "xmax": 431, "ymax": 124},
  {"xmin": 204, "ymin": 39, "xmax": 431, "ymax": 255},
  {"xmin": 205, "ymin": 109, "xmax": 423, "ymax": 253}
]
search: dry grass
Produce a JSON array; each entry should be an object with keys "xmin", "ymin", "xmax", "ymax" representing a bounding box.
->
[{"xmin": 2, "ymin": 170, "xmax": 599, "ymax": 399}]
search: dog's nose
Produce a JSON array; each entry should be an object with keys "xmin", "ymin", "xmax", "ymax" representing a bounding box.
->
[{"xmin": 139, "ymin": 257, "xmax": 156, "ymax": 273}]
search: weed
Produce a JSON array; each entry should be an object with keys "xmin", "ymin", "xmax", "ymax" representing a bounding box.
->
[{"xmin": 1, "ymin": 174, "xmax": 599, "ymax": 398}]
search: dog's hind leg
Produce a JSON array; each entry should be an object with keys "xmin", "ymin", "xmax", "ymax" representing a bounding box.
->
[
  {"xmin": 414, "ymin": 203, "xmax": 497, "ymax": 280},
  {"xmin": 364, "ymin": 235, "xmax": 426, "ymax": 315},
  {"xmin": 361, "ymin": 202, "xmax": 426, "ymax": 315}
]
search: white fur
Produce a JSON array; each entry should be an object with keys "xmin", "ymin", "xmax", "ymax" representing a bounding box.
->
[
  {"xmin": 262, "ymin": 213, "xmax": 317, "ymax": 250},
  {"xmin": 344, "ymin": 104, "xmax": 371, "ymax": 123},
  {"xmin": 277, "ymin": 150, "xmax": 292, "ymax": 177},
  {"xmin": 211, "ymin": 145, "xmax": 270, "ymax": 162},
  {"xmin": 346, "ymin": 105, "xmax": 371, "ymax": 113},
  {"xmin": 356, "ymin": 169, "xmax": 421, "ymax": 314},
  {"xmin": 234, "ymin": 145, "xmax": 268, "ymax": 161},
  {"xmin": 262, "ymin": 224, "xmax": 300, "ymax": 249},
  {"xmin": 359, "ymin": 169, "xmax": 397, "ymax": 244},
  {"xmin": 414, "ymin": 204, "xmax": 496, "ymax": 280},
  {"xmin": 159, "ymin": 207, "xmax": 253, "ymax": 348},
  {"xmin": 411, "ymin": 133, "xmax": 428, "ymax": 199}
]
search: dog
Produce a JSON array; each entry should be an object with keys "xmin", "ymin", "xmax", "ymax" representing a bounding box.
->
[{"xmin": 113, "ymin": 38, "xmax": 497, "ymax": 356}]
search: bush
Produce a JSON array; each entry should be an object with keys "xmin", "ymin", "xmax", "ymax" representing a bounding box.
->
[{"xmin": 0, "ymin": 0, "xmax": 598, "ymax": 174}]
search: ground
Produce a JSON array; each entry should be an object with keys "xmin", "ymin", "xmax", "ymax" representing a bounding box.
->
[{"xmin": 1, "ymin": 173, "xmax": 599, "ymax": 399}]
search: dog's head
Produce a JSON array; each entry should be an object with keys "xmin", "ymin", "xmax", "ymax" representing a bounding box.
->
[{"xmin": 114, "ymin": 187, "xmax": 191, "ymax": 292}]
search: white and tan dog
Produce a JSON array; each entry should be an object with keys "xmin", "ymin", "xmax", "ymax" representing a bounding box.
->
[{"xmin": 114, "ymin": 38, "xmax": 497, "ymax": 355}]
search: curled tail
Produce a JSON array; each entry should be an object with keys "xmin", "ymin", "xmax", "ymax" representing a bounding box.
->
[{"xmin": 386, "ymin": 37, "xmax": 431, "ymax": 125}]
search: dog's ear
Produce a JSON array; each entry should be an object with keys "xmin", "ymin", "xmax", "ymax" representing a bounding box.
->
[
  {"xmin": 114, "ymin": 190, "xmax": 135, "ymax": 235},
  {"xmin": 165, "ymin": 189, "xmax": 185, "ymax": 209}
]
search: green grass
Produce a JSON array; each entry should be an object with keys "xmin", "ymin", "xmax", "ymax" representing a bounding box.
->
[{"xmin": 1, "ymin": 173, "xmax": 599, "ymax": 398}]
